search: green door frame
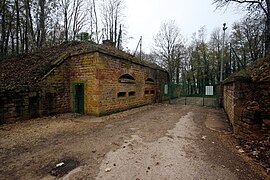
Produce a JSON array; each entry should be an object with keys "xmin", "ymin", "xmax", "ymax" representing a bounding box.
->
[{"xmin": 72, "ymin": 82, "xmax": 84, "ymax": 114}]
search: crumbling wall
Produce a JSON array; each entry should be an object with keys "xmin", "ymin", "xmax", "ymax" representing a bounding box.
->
[
  {"xmin": 0, "ymin": 89, "xmax": 40, "ymax": 124},
  {"xmin": 222, "ymin": 58, "xmax": 270, "ymax": 136}
]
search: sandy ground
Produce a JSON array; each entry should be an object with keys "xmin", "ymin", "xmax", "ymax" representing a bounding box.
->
[{"xmin": 0, "ymin": 104, "xmax": 267, "ymax": 180}]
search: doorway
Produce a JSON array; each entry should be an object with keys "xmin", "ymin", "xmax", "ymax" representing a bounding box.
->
[
  {"xmin": 29, "ymin": 96, "xmax": 40, "ymax": 118},
  {"xmin": 72, "ymin": 82, "xmax": 84, "ymax": 114}
]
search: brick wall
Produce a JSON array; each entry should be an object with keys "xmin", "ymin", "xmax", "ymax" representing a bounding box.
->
[
  {"xmin": 95, "ymin": 53, "xmax": 164, "ymax": 115},
  {"xmin": 39, "ymin": 53, "xmax": 99, "ymax": 115},
  {"xmin": 0, "ymin": 48, "xmax": 168, "ymax": 123},
  {"xmin": 70, "ymin": 52, "xmax": 101, "ymax": 115},
  {"xmin": 223, "ymin": 79, "xmax": 260, "ymax": 135},
  {"xmin": 0, "ymin": 89, "xmax": 41, "ymax": 124},
  {"xmin": 223, "ymin": 83, "xmax": 235, "ymax": 125},
  {"xmin": 39, "ymin": 59, "xmax": 71, "ymax": 115},
  {"xmin": 222, "ymin": 58, "xmax": 270, "ymax": 136}
]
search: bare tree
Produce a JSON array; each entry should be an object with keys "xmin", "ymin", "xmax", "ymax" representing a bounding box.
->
[
  {"xmin": 36, "ymin": 0, "xmax": 46, "ymax": 47},
  {"xmin": 213, "ymin": 0, "xmax": 270, "ymax": 55},
  {"xmin": 60, "ymin": 0, "xmax": 70, "ymax": 41},
  {"xmin": 229, "ymin": 16, "xmax": 265, "ymax": 69},
  {"xmin": 72, "ymin": 0, "xmax": 87, "ymax": 40},
  {"xmin": 209, "ymin": 28, "xmax": 223, "ymax": 81},
  {"xmin": 0, "ymin": 0, "xmax": 7, "ymax": 55},
  {"xmin": 242, "ymin": 16, "xmax": 265, "ymax": 61},
  {"xmin": 153, "ymin": 20, "xmax": 184, "ymax": 82},
  {"xmin": 0, "ymin": 0, "xmax": 126, "ymax": 58},
  {"xmin": 188, "ymin": 28, "xmax": 209, "ymax": 83},
  {"xmin": 100, "ymin": 0, "xmax": 125, "ymax": 45},
  {"xmin": 14, "ymin": 0, "xmax": 20, "ymax": 54},
  {"xmin": 59, "ymin": 0, "xmax": 87, "ymax": 41},
  {"xmin": 24, "ymin": 0, "xmax": 36, "ymax": 51},
  {"xmin": 87, "ymin": 0, "xmax": 99, "ymax": 42}
]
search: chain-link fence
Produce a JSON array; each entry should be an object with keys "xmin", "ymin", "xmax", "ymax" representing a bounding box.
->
[{"xmin": 160, "ymin": 81, "xmax": 220, "ymax": 107}]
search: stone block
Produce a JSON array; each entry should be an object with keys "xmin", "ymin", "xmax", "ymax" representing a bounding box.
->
[
  {"xmin": 242, "ymin": 118, "xmax": 259, "ymax": 125},
  {"xmin": 237, "ymin": 121, "xmax": 250, "ymax": 129},
  {"xmin": 242, "ymin": 109, "xmax": 261, "ymax": 120},
  {"xmin": 250, "ymin": 124, "xmax": 262, "ymax": 131},
  {"xmin": 239, "ymin": 126, "xmax": 252, "ymax": 135},
  {"xmin": 5, "ymin": 117, "xmax": 17, "ymax": 124},
  {"xmin": 8, "ymin": 106, "xmax": 16, "ymax": 112},
  {"xmin": 4, "ymin": 112, "xmax": 16, "ymax": 119}
]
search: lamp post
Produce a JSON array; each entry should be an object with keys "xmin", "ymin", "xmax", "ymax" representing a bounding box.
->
[{"xmin": 220, "ymin": 23, "xmax": 227, "ymax": 82}]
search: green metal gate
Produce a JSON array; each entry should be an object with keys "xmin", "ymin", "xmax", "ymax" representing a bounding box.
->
[
  {"xmin": 160, "ymin": 81, "xmax": 219, "ymax": 107},
  {"xmin": 72, "ymin": 82, "xmax": 84, "ymax": 114}
]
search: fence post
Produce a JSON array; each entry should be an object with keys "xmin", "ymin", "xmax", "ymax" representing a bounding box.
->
[
  {"xmin": 169, "ymin": 82, "xmax": 171, "ymax": 104},
  {"xmin": 202, "ymin": 82, "xmax": 205, "ymax": 106}
]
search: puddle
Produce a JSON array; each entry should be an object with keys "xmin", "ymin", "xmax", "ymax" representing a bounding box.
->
[{"xmin": 50, "ymin": 159, "xmax": 80, "ymax": 177}]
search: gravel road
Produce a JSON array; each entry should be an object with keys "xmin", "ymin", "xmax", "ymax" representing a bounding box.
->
[{"xmin": 0, "ymin": 104, "xmax": 267, "ymax": 179}]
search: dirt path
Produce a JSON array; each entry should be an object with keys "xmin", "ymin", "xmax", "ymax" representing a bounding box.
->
[{"xmin": 0, "ymin": 104, "xmax": 266, "ymax": 179}]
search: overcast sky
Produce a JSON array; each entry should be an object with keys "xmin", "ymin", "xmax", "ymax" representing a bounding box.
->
[{"xmin": 124, "ymin": 0, "xmax": 245, "ymax": 53}]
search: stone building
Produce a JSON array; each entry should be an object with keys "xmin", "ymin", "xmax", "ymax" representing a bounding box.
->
[{"xmin": 0, "ymin": 41, "xmax": 169, "ymax": 124}]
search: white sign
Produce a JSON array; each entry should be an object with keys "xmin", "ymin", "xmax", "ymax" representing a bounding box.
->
[
  {"xmin": 205, "ymin": 86, "xmax": 214, "ymax": 96},
  {"xmin": 164, "ymin": 84, "xmax": 168, "ymax": 95}
]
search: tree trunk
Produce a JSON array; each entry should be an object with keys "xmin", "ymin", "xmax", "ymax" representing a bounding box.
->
[
  {"xmin": 266, "ymin": 19, "xmax": 270, "ymax": 55},
  {"xmin": 64, "ymin": 10, "xmax": 68, "ymax": 41},
  {"xmin": 39, "ymin": 0, "xmax": 46, "ymax": 47},
  {"xmin": 25, "ymin": 20, "xmax": 29, "ymax": 53},
  {"xmin": 11, "ymin": 31, "xmax": 15, "ymax": 53},
  {"xmin": 20, "ymin": 22, "xmax": 25, "ymax": 53},
  {"xmin": 15, "ymin": 0, "xmax": 20, "ymax": 54},
  {"xmin": 265, "ymin": 0, "xmax": 270, "ymax": 55},
  {"xmin": 4, "ymin": 21, "xmax": 11, "ymax": 55},
  {"xmin": 36, "ymin": 16, "xmax": 40, "ymax": 47},
  {"xmin": 37, "ymin": 0, "xmax": 45, "ymax": 48},
  {"xmin": 117, "ymin": 24, "xmax": 122, "ymax": 49},
  {"xmin": 25, "ymin": 0, "xmax": 36, "ymax": 50},
  {"xmin": 114, "ymin": 11, "xmax": 117, "ymax": 43},
  {"xmin": 72, "ymin": 0, "xmax": 79, "ymax": 40},
  {"xmin": 0, "ymin": 0, "xmax": 6, "ymax": 55},
  {"xmin": 92, "ymin": 0, "xmax": 98, "ymax": 43},
  {"xmin": 176, "ymin": 66, "xmax": 179, "ymax": 83}
]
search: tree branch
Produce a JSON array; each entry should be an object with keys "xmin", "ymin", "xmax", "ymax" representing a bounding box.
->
[
  {"xmin": 214, "ymin": 0, "xmax": 268, "ymax": 15},
  {"xmin": 231, "ymin": 0, "xmax": 267, "ymax": 15}
]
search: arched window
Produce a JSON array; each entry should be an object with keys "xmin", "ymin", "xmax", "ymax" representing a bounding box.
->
[
  {"xmin": 145, "ymin": 78, "xmax": 155, "ymax": 84},
  {"xmin": 119, "ymin": 74, "xmax": 135, "ymax": 83}
]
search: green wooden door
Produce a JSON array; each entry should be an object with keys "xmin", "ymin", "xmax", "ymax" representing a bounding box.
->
[{"xmin": 72, "ymin": 82, "xmax": 84, "ymax": 114}]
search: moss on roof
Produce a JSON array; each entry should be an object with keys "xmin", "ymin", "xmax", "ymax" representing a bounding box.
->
[
  {"xmin": 0, "ymin": 41, "xmax": 166, "ymax": 90},
  {"xmin": 222, "ymin": 57, "xmax": 270, "ymax": 84},
  {"xmin": 222, "ymin": 69, "xmax": 251, "ymax": 84}
]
